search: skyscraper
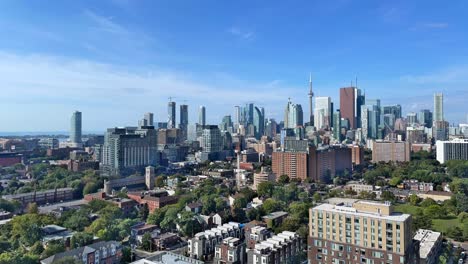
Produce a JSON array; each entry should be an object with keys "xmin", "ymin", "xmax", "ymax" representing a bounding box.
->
[
  {"xmin": 199, "ymin": 105, "xmax": 206, "ymax": 127},
  {"xmin": 339, "ymin": 87, "xmax": 356, "ymax": 129},
  {"xmin": 418, "ymin": 109, "xmax": 433, "ymax": 128},
  {"xmin": 70, "ymin": 111, "xmax": 82, "ymax": 144},
  {"xmin": 167, "ymin": 101, "xmax": 176, "ymax": 129},
  {"xmin": 179, "ymin": 104, "xmax": 188, "ymax": 140},
  {"xmin": 355, "ymin": 88, "xmax": 365, "ymax": 128},
  {"xmin": 434, "ymin": 93, "xmax": 444, "ymax": 122},
  {"xmin": 333, "ymin": 110, "xmax": 341, "ymax": 141},
  {"xmin": 406, "ymin": 112, "xmax": 418, "ymax": 125},
  {"xmin": 200, "ymin": 125, "xmax": 222, "ymax": 153},
  {"xmin": 253, "ymin": 106, "xmax": 264, "ymax": 139},
  {"xmin": 234, "ymin": 105, "xmax": 241, "ymax": 127},
  {"xmin": 308, "ymin": 73, "xmax": 314, "ymax": 125},
  {"xmin": 314, "ymin": 97, "xmax": 331, "ymax": 129},
  {"xmin": 144, "ymin": 112, "xmax": 154, "ymax": 126},
  {"xmin": 284, "ymin": 99, "xmax": 303, "ymax": 129}
]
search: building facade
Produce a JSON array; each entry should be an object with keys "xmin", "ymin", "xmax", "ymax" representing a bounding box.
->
[
  {"xmin": 436, "ymin": 138, "xmax": 468, "ymax": 164},
  {"xmin": 70, "ymin": 111, "xmax": 82, "ymax": 144},
  {"xmin": 309, "ymin": 200, "xmax": 414, "ymax": 264},
  {"xmin": 372, "ymin": 141, "xmax": 410, "ymax": 163}
]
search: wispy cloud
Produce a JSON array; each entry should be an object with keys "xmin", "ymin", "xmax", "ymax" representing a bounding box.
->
[
  {"xmin": 84, "ymin": 9, "xmax": 128, "ymax": 35},
  {"xmin": 400, "ymin": 66, "xmax": 468, "ymax": 84},
  {"xmin": 410, "ymin": 22, "xmax": 449, "ymax": 31},
  {"xmin": 228, "ymin": 27, "xmax": 255, "ymax": 40},
  {"xmin": 0, "ymin": 51, "xmax": 301, "ymax": 130}
]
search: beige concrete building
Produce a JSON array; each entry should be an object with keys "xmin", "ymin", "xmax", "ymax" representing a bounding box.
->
[
  {"xmin": 253, "ymin": 167, "xmax": 276, "ymax": 190},
  {"xmin": 372, "ymin": 141, "xmax": 410, "ymax": 163},
  {"xmin": 309, "ymin": 200, "xmax": 414, "ymax": 264}
]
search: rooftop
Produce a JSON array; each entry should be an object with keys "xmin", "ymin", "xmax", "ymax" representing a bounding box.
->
[
  {"xmin": 313, "ymin": 201, "xmax": 410, "ymax": 222},
  {"xmin": 414, "ymin": 229, "xmax": 441, "ymax": 259},
  {"xmin": 262, "ymin": 211, "xmax": 288, "ymax": 220}
]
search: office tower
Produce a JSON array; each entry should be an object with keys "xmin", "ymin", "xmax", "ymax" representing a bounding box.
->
[
  {"xmin": 355, "ymin": 88, "xmax": 365, "ymax": 128},
  {"xmin": 264, "ymin": 118, "xmax": 278, "ymax": 138},
  {"xmin": 167, "ymin": 101, "xmax": 176, "ymax": 129},
  {"xmin": 333, "ymin": 110, "xmax": 341, "ymax": 142},
  {"xmin": 340, "ymin": 87, "xmax": 356, "ymax": 129},
  {"xmin": 360, "ymin": 106, "xmax": 369, "ymax": 142},
  {"xmin": 314, "ymin": 96, "xmax": 332, "ymax": 129},
  {"xmin": 406, "ymin": 112, "xmax": 418, "ymax": 126},
  {"xmin": 234, "ymin": 105, "xmax": 241, "ymax": 127},
  {"xmin": 382, "ymin": 114, "xmax": 396, "ymax": 131},
  {"xmin": 101, "ymin": 126, "xmax": 158, "ymax": 176},
  {"xmin": 433, "ymin": 120, "xmax": 449, "ymax": 141},
  {"xmin": 418, "ymin": 109, "xmax": 433, "ymax": 128},
  {"xmin": 253, "ymin": 106, "xmax": 264, "ymax": 139},
  {"xmin": 199, "ymin": 106, "xmax": 206, "ymax": 127},
  {"xmin": 70, "ymin": 111, "xmax": 82, "ymax": 144},
  {"xmin": 219, "ymin": 115, "xmax": 233, "ymax": 132},
  {"xmin": 284, "ymin": 99, "xmax": 303, "ymax": 129},
  {"xmin": 436, "ymin": 138, "xmax": 468, "ymax": 164},
  {"xmin": 434, "ymin": 93, "xmax": 444, "ymax": 122},
  {"xmin": 246, "ymin": 103, "xmax": 254, "ymax": 125},
  {"xmin": 144, "ymin": 112, "xmax": 154, "ymax": 126},
  {"xmin": 200, "ymin": 125, "xmax": 222, "ymax": 153},
  {"xmin": 372, "ymin": 141, "xmax": 411, "ymax": 162},
  {"xmin": 308, "ymin": 73, "xmax": 314, "ymax": 125},
  {"xmin": 178, "ymin": 105, "xmax": 189, "ymax": 140},
  {"xmin": 383, "ymin": 105, "xmax": 402, "ymax": 119},
  {"xmin": 309, "ymin": 200, "xmax": 414, "ymax": 264}
]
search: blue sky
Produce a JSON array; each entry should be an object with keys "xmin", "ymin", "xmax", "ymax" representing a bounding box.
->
[{"xmin": 0, "ymin": 0, "xmax": 467, "ymax": 132}]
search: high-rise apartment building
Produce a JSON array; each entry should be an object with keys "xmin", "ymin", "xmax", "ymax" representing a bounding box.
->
[
  {"xmin": 356, "ymin": 89, "xmax": 365, "ymax": 129},
  {"xmin": 372, "ymin": 141, "xmax": 410, "ymax": 162},
  {"xmin": 315, "ymin": 97, "xmax": 332, "ymax": 129},
  {"xmin": 167, "ymin": 101, "xmax": 176, "ymax": 129},
  {"xmin": 433, "ymin": 93, "xmax": 444, "ymax": 122},
  {"xmin": 179, "ymin": 104, "xmax": 188, "ymax": 140},
  {"xmin": 309, "ymin": 200, "xmax": 414, "ymax": 264},
  {"xmin": 200, "ymin": 125, "xmax": 222, "ymax": 153},
  {"xmin": 432, "ymin": 121, "xmax": 449, "ymax": 141},
  {"xmin": 199, "ymin": 106, "xmax": 206, "ymax": 127},
  {"xmin": 101, "ymin": 127, "xmax": 159, "ymax": 176},
  {"xmin": 70, "ymin": 111, "xmax": 82, "ymax": 144},
  {"xmin": 340, "ymin": 87, "xmax": 356, "ymax": 130},
  {"xmin": 284, "ymin": 99, "xmax": 303, "ymax": 129},
  {"xmin": 436, "ymin": 138, "xmax": 468, "ymax": 164}
]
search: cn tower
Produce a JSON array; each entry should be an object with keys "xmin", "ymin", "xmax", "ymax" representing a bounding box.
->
[{"xmin": 308, "ymin": 73, "xmax": 314, "ymax": 125}]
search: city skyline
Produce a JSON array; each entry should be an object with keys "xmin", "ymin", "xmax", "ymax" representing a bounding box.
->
[{"xmin": 0, "ymin": 1, "xmax": 468, "ymax": 131}]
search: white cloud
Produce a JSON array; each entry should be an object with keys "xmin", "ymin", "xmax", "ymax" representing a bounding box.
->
[
  {"xmin": 400, "ymin": 67, "xmax": 468, "ymax": 84},
  {"xmin": 0, "ymin": 51, "xmax": 301, "ymax": 130},
  {"xmin": 228, "ymin": 27, "xmax": 255, "ymax": 40}
]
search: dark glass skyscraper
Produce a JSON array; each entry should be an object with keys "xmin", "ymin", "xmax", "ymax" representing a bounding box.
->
[
  {"xmin": 167, "ymin": 101, "xmax": 176, "ymax": 129},
  {"xmin": 179, "ymin": 104, "xmax": 188, "ymax": 140}
]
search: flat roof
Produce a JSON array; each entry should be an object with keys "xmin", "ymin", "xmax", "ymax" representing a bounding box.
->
[
  {"xmin": 313, "ymin": 203, "xmax": 410, "ymax": 222},
  {"xmin": 414, "ymin": 229, "xmax": 441, "ymax": 259}
]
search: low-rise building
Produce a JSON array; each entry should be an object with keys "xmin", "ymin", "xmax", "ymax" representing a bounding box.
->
[
  {"xmin": 127, "ymin": 190, "xmax": 178, "ymax": 213},
  {"xmin": 3, "ymin": 187, "xmax": 74, "ymax": 208},
  {"xmin": 41, "ymin": 225, "xmax": 74, "ymax": 248},
  {"xmin": 188, "ymin": 222, "xmax": 243, "ymax": 260},
  {"xmin": 245, "ymin": 225, "xmax": 273, "ymax": 249},
  {"xmin": 246, "ymin": 231, "xmax": 301, "ymax": 264},
  {"xmin": 84, "ymin": 192, "xmax": 137, "ymax": 216},
  {"xmin": 214, "ymin": 237, "xmax": 246, "ymax": 264},
  {"xmin": 41, "ymin": 240, "xmax": 122, "ymax": 264},
  {"xmin": 345, "ymin": 181, "xmax": 374, "ymax": 194},
  {"xmin": 262, "ymin": 211, "xmax": 288, "ymax": 229},
  {"xmin": 413, "ymin": 229, "xmax": 442, "ymax": 264}
]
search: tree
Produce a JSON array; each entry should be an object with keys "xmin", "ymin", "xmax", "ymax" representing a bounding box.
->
[
  {"xmin": 447, "ymin": 226, "xmax": 464, "ymax": 241},
  {"xmin": 257, "ymin": 182, "xmax": 275, "ymax": 197},
  {"xmin": 380, "ymin": 191, "xmax": 396, "ymax": 203},
  {"xmin": 289, "ymin": 202, "xmax": 310, "ymax": 220},
  {"xmin": 26, "ymin": 203, "xmax": 38, "ymax": 214},
  {"xmin": 50, "ymin": 257, "xmax": 82, "ymax": 264},
  {"xmin": 141, "ymin": 233, "xmax": 152, "ymax": 251},
  {"xmin": 263, "ymin": 198, "xmax": 281, "ymax": 214},
  {"xmin": 389, "ymin": 176, "xmax": 402, "ymax": 187},
  {"xmin": 233, "ymin": 197, "xmax": 248, "ymax": 209},
  {"xmin": 420, "ymin": 198, "xmax": 437, "ymax": 208},
  {"xmin": 278, "ymin": 175, "xmax": 290, "ymax": 184},
  {"xmin": 155, "ymin": 176, "xmax": 165, "ymax": 188},
  {"xmin": 160, "ymin": 207, "xmax": 179, "ymax": 230},
  {"xmin": 42, "ymin": 241, "xmax": 65, "ymax": 258},
  {"xmin": 424, "ymin": 205, "xmax": 444, "ymax": 219},
  {"xmin": 313, "ymin": 193, "xmax": 321, "ymax": 203},
  {"xmin": 147, "ymin": 207, "xmax": 167, "ymax": 225},
  {"xmin": 412, "ymin": 212, "xmax": 432, "ymax": 230},
  {"xmin": 455, "ymin": 193, "xmax": 468, "ymax": 213},
  {"xmin": 138, "ymin": 204, "xmax": 149, "ymax": 221},
  {"xmin": 408, "ymin": 194, "xmax": 421, "ymax": 206},
  {"xmin": 63, "ymin": 210, "xmax": 90, "ymax": 231},
  {"xmin": 29, "ymin": 241, "xmax": 44, "ymax": 255},
  {"xmin": 70, "ymin": 232, "xmax": 93, "ymax": 249}
]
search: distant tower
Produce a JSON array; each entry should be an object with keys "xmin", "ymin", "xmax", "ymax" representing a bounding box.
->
[
  {"xmin": 70, "ymin": 111, "xmax": 82, "ymax": 143},
  {"xmin": 145, "ymin": 166, "xmax": 155, "ymax": 190},
  {"xmin": 434, "ymin": 93, "xmax": 444, "ymax": 122},
  {"xmin": 308, "ymin": 73, "xmax": 314, "ymax": 126},
  {"xmin": 168, "ymin": 100, "xmax": 176, "ymax": 129},
  {"xmin": 235, "ymin": 143, "xmax": 242, "ymax": 190},
  {"xmin": 199, "ymin": 106, "xmax": 206, "ymax": 127}
]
